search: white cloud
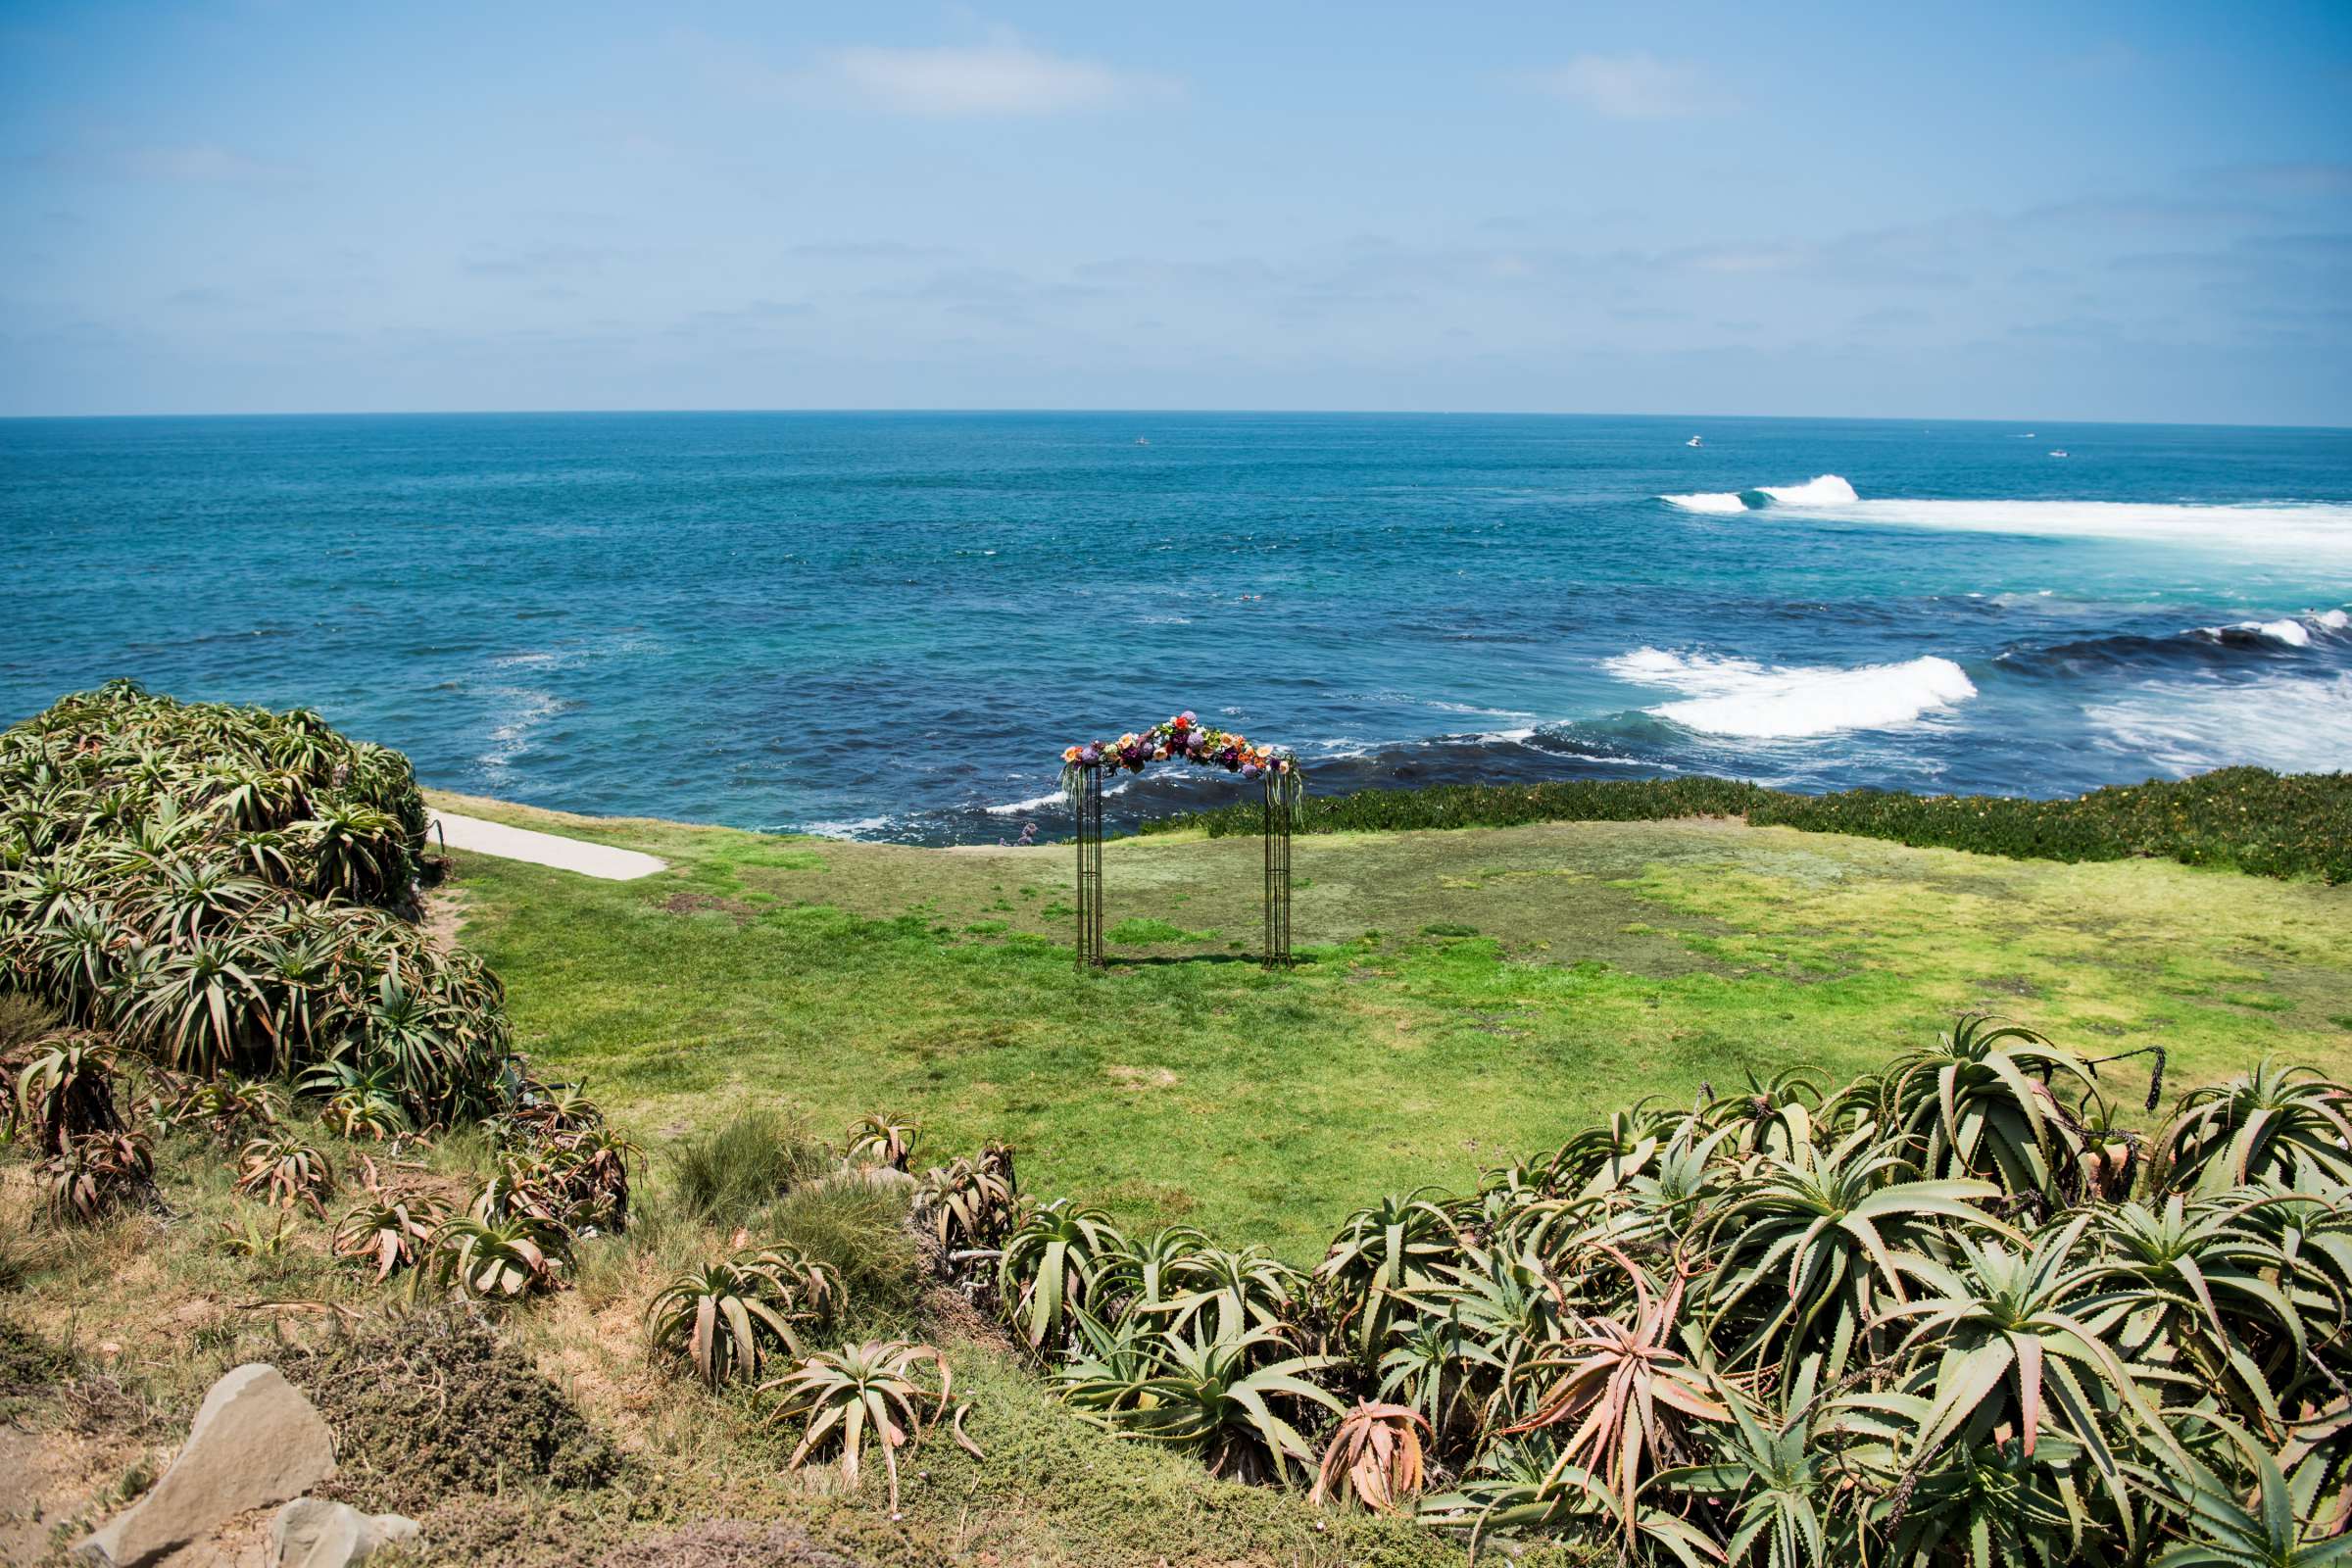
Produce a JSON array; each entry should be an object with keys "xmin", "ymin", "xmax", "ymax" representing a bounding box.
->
[
  {"xmin": 1533, "ymin": 53, "xmax": 1722, "ymax": 120},
  {"xmin": 824, "ymin": 39, "xmax": 1174, "ymax": 117}
]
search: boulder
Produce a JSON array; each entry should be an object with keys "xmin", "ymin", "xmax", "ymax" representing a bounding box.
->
[
  {"xmin": 75, "ymin": 1364, "xmax": 336, "ymax": 1568},
  {"xmin": 270, "ymin": 1499, "xmax": 420, "ymax": 1568}
]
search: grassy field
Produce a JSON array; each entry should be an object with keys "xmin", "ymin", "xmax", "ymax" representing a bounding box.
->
[{"xmin": 430, "ymin": 791, "xmax": 2352, "ymax": 1258}]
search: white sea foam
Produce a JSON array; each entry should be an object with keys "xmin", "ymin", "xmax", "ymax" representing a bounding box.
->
[
  {"xmin": 1660, "ymin": 491, "xmax": 1748, "ymax": 514},
  {"xmin": 984, "ymin": 777, "xmax": 1144, "ymax": 815},
  {"xmin": 1423, "ymin": 699, "xmax": 1541, "ymax": 719},
  {"xmin": 983, "ymin": 790, "xmax": 1066, "ymax": 816},
  {"xmin": 2085, "ymin": 674, "xmax": 2352, "ymax": 776},
  {"xmin": 803, "ymin": 815, "xmax": 894, "ymax": 839},
  {"xmin": 2252, "ymin": 618, "xmax": 2312, "ymax": 647},
  {"xmin": 1754, "ymin": 474, "xmax": 1858, "ymax": 506},
  {"xmin": 477, "ymin": 687, "xmax": 565, "ymax": 774},
  {"xmin": 2189, "ymin": 611, "xmax": 2352, "ymax": 648},
  {"xmin": 1769, "ymin": 495, "xmax": 2352, "ymax": 559},
  {"xmin": 1659, "ymin": 471, "xmax": 2352, "ymax": 558},
  {"xmin": 1606, "ymin": 648, "xmax": 1978, "ymax": 739}
]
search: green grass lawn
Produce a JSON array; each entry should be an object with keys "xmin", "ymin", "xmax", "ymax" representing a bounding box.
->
[{"xmin": 430, "ymin": 791, "xmax": 2352, "ymax": 1259}]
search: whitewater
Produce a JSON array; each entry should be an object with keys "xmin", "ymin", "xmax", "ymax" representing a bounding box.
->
[{"xmin": 1660, "ymin": 472, "xmax": 2352, "ymax": 561}]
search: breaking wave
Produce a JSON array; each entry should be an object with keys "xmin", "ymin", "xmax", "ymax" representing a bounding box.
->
[
  {"xmin": 1605, "ymin": 648, "xmax": 1979, "ymax": 739},
  {"xmin": 1659, "ymin": 474, "xmax": 1856, "ymax": 514},
  {"xmin": 1756, "ymin": 474, "xmax": 1859, "ymax": 506},
  {"xmin": 1659, "ymin": 475, "xmax": 2352, "ymax": 560},
  {"xmin": 1659, "ymin": 490, "xmax": 1749, "ymax": 514}
]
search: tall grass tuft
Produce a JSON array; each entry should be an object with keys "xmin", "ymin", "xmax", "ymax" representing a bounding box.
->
[
  {"xmin": 668, "ymin": 1108, "xmax": 833, "ymax": 1227},
  {"xmin": 762, "ymin": 1172, "xmax": 924, "ymax": 1322}
]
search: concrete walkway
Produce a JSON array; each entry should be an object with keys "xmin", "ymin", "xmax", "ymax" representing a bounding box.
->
[{"xmin": 428, "ymin": 810, "xmax": 667, "ymax": 881}]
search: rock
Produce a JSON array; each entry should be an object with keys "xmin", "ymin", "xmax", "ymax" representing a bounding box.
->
[
  {"xmin": 75, "ymin": 1364, "xmax": 336, "ymax": 1568},
  {"xmin": 270, "ymin": 1499, "xmax": 420, "ymax": 1568}
]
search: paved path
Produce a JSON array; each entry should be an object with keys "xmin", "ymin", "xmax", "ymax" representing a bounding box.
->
[{"xmin": 428, "ymin": 810, "xmax": 667, "ymax": 881}]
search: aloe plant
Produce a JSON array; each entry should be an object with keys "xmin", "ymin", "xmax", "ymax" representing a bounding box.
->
[
  {"xmin": 2151, "ymin": 1413, "xmax": 2352, "ymax": 1568},
  {"xmin": 1076, "ymin": 1323, "xmax": 1341, "ymax": 1485},
  {"xmin": 1653, "ymin": 1378, "xmax": 1837, "ymax": 1568},
  {"xmin": 119, "ymin": 934, "xmax": 270, "ymax": 1076},
  {"xmin": 1866, "ymin": 1214, "xmax": 2181, "ymax": 1540},
  {"xmin": 1316, "ymin": 1189, "xmax": 1455, "ymax": 1360},
  {"xmin": 1878, "ymin": 1014, "xmax": 2100, "ymax": 1200},
  {"xmin": 416, "ymin": 1213, "xmax": 570, "ymax": 1300},
  {"xmin": 1499, "ymin": 1248, "xmax": 1728, "ymax": 1533},
  {"xmin": 300, "ymin": 1058, "xmax": 412, "ymax": 1140},
  {"xmin": 39, "ymin": 1128, "xmax": 154, "ymax": 1224},
  {"xmin": 998, "ymin": 1200, "xmax": 1127, "ymax": 1350},
  {"xmin": 2154, "ymin": 1060, "xmax": 2352, "ymax": 1195},
  {"xmin": 913, "ymin": 1152, "xmax": 1020, "ymax": 1253},
  {"xmin": 762, "ymin": 1340, "xmax": 956, "ymax": 1511},
  {"xmin": 1150, "ymin": 1244, "xmax": 1302, "ymax": 1344},
  {"xmin": 2083, "ymin": 1194, "xmax": 2314, "ymax": 1431},
  {"xmin": 648, "ymin": 1250, "xmax": 829, "ymax": 1388},
  {"xmin": 1703, "ymin": 1123, "xmax": 2007, "ymax": 1381},
  {"xmin": 1311, "ymin": 1400, "xmax": 1431, "ymax": 1513},
  {"xmin": 237, "ymin": 1133, "xmax": 335, "ymax": 1210},
  {"xmin": 7, "ymin": 1031, "xmax": 124, "ymax": 1155},
  {"xmin": 333, "ymin": 1190, "xmax": 444, "ymax": 1282},
  {"xmin": 847, "ymin": 1111, "xmax": 919, "ymax": 1172}
]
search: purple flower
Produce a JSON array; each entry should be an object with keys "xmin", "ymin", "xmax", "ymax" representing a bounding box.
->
[
  {"xmin": 1079, "ymin": 744, "xmax": 1101, "ymax": 764},
  {"xmin": 1242, "ymin": 762, "xmax": 1263, "ymax": 781}
]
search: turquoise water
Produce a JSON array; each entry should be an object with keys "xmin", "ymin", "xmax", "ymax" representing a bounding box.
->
[{"xmin": 4, "ymin": 412, "xmax": 2349, "ymax": 842}]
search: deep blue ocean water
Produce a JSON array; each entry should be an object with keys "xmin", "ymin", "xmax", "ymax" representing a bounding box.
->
[{"xmin": 4, "ymin": 412, "xmax": 2349, "ymax": 843}]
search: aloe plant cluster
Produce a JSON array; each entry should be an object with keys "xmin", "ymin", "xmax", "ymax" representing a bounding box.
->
[
  {"xmin": 953, "ymin": 1020, "xmax": 2350, "ymax": 1561},
  {"xmin": 0, "ymin": 682, "xmax": 512, "ymax": 1120}
]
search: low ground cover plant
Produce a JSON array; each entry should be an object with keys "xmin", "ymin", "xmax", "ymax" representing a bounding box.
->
[{"xmin": 1144, "ymin": 765, "xmax": 2352, "ymax": 882}]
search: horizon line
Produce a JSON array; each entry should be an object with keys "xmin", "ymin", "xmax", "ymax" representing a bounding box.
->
[{"xmin": 4, "ymin": 407, "xmax": 2348, "ymax": 433}]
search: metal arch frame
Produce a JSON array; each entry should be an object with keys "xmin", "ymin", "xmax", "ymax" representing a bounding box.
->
[{"xmin": 1071, "ymin": 764, "xmax": 1293, "ymax": 971}]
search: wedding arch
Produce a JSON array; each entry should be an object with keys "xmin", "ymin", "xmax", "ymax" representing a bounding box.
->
[{"xmin": 1059, "ymin": 711, "xmax": 1303, "ymax": 970}]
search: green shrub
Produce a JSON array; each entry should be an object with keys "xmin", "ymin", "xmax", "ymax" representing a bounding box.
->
[
  {"xmin": 1141, "ymin": 766, "xmax": 2352, "ymax": 882},
  {"xmin": 763, "ymin": 1172, "xmax": 924, "ymax": 1320},
  {"xmin": 669, "ymin": 1108, "xmax": 835, "ymax": 1226},
  {"xmin": 0, "ymin": 683, "xmax": 516, "ymax": 1119}
]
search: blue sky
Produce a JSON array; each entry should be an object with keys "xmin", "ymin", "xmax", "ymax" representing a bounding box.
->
[{"xmin": 3, "ymin": 1, "xmax": 2349, "ymax": 422}]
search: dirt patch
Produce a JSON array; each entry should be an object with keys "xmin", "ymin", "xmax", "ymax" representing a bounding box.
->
[
  {"xmin": 419, "ymin": 887, "xmax": 472, "ymax": 955},
  {"xmin": 0, "ymin": 1320, "xmax": 170, "ymax": 1568},
  {"xmin": 278, "ymin": 1307, "xmax": 618, "ymax": 1514},
  {"xmin": 1103, "ymin": 1064, "xmax": 1179, "ymax": 1090},
  {"xmin": 599, "ymin": 1521, "xmax": 869, "ymax": 1568},
  {"xmin": 0, "ymin": 1423, "xmax": 68, "ymax": 1565},
  {"xmin": 662, "ymin": 892, "xmax": 758, "ymax": 923}
]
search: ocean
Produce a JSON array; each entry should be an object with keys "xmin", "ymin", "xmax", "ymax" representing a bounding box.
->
[{"xmin": 4, "ymin": 412, "xmax": 2348, "ymax": 843}]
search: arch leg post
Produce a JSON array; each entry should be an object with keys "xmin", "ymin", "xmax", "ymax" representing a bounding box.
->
[
  {"xmin": 1262, "ymin": 779, "xmax": 1292, "ymax": 970},
  {"xmin": 1074, "ymin": 766, "xmax": 1104, "ymax": 969}
]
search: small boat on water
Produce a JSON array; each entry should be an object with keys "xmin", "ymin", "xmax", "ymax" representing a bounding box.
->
[
  {"xmin": 1686, "ymin": 436, "xmax": 1702, "ymax": 448},
  {"xmin": 1135, "ymin": 437, "xmax": 1151, "ymax": 446},
  {"xmin": 2049, "ymin": 449, "xmax": 2069, "ymax": 458}
]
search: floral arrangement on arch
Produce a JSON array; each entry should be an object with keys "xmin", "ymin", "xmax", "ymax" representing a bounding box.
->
[{"xmin": 1061, "ymin": 711, "xmax": 1304, "ymax": 808}]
